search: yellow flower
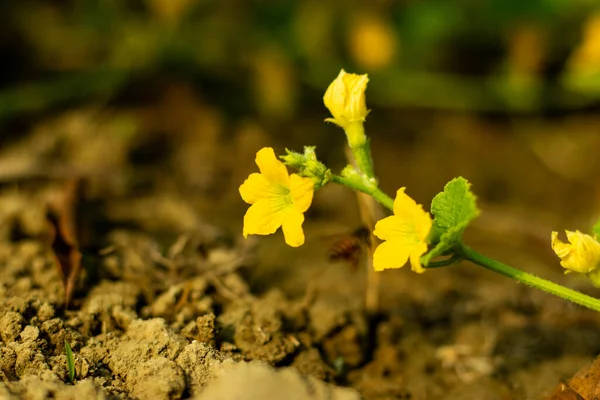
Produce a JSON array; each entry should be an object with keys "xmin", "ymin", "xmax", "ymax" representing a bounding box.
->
[
  {"xmin": 551, "ymin": 230, "xmax": 600, "ymax": 275},
  {"xmin": 323, "ymin": 69, "xmax": 369, "ymax": 130},
  {"xmin": 372, "ymin": 188, "xmax": 432, "ymax": 273},
  {"xmin": 239, "ymin": 147, "xmax": 314, "ymax": 247}
]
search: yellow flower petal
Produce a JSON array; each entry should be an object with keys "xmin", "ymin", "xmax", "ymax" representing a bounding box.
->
[
  {"xmin": 289, "ymin": 174, "xmax": 314, "ymax": 213},
  {"xmin": 409, "ymin": 242, "xmax": 428, "ymax": 274},
  {"xmin": 255, "ymin": 147, "xmax": 289, "ymax": 184},
  {"xmin": 344, "ymin": 73, "xmax": 369, "ymax": 120},
  {"xmin": 281, "ymin": 210, "xmax": 305, "ymax": 247},
  {"xmin": 373, "ymin": 239, "xmax": 410, "ymax": 271},
  {"xmin": 239, "ymin": 173, "xmax": 272, "ymax": 204},
  {"xmin": 392, "ymin": 188, "xmax": 432, "ymax": 242},
  {"xmin": 392, "ymin": 188, "xmax": 411, "ymax": 216},
  {"xmin": 373, "ymin": 215, "xmax": 410, "ymax": 242},
  {"xmin": 550, "ymin": 231, "xmax": 570, "ymax": 258},
  {"xmin": 243, "ymin": 199, "xmax": 285, "ymax": 237},
  {"xmin": 323, "ymin": 70, "xmax": 347, "ymax": 125},
  {"xmin": 551, "ymin": 230, "xmax": 600, "ymax": 274}
]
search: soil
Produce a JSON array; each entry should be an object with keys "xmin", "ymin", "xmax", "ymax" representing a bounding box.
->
[{"xmin": 1, "ymin": 101, "xmax": 600, "ymax": 400}]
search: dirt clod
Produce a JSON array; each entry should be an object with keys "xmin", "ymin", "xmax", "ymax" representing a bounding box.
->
[
  {"xmin": 175, "ymin": 340, "xmax": 233, "ymax": 395},
  {"xmin": 128, "ymin": 358, "xmax": 186, "ymax": 400},
  {"xmin": 0, "ymin": 312, "xmax": 24, "ymax": 343},
  {"xmin": 107, "ymin": 318, "xmax": 188, "ymax": 380},
  {"xmin": 194, "ymin": 362, "xmax": 360, "ymax": 400}
]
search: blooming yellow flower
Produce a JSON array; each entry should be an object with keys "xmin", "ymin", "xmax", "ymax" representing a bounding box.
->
[
  {"xmin": 323, "ymin": 69, "xmax": 369, "ymax": 131},
  {"xmin": 239, "ymin": 147, "xmax": 314, "ymax": 247},
  {"xmin": 372, "ymin": 188, "xmax": 432, "ymax": 273},
  {"xmin": 551, "ymin": 230, "xmax": 600, "ymax": 275}
]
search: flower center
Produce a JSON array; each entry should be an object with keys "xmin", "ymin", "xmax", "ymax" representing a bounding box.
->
[{"xmin": 271, "ymin": 183, "xmax": 294, "ymax": 209}]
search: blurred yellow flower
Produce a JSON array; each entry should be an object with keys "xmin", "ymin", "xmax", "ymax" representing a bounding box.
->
[
  {"xmin": 239, "ymin": 147, "xmax": 314, "ymax": 247},
  {"xmin": 566, "ymin": 13, "xmax": 600, "ymax": 75},
  {"xmin": 323, "ymin": 69, "xmax": 369, "ymax": 130},
  {"xmin": 372, "ymin": 188, "xmax": 432, "ymax": 273},
  {"xmin": 551, "ymin": 230, "xmax": 600, "ymax": 275},
  {"xmin": 348, "ymin": 13, "xmax": 397, "ymax": 71}
]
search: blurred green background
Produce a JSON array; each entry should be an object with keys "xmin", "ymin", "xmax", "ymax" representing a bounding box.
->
[{"xmin": 4, "ymin": 0, "xmax": 600, "ymax": 121}]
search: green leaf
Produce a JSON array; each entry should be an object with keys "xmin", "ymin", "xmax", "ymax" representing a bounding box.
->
[
  {"xmin": 65, "ymin": 340, "xmax": 75, "ymax": 384},
  {"xmin": 423, "ymin": 177, "xmax": 479, "ymax": 265},
  {"xmin": 431, "ymin": 177, "xmax": 479, "ymax": 231}
]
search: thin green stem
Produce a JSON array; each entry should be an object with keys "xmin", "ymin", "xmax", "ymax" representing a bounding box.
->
[
  {"xmin": 425, "ymin": 255, "xmax": 462, "ymax": 268},
  {"xmin": 332, "ymin": 175, "xmax": 393, "ymax": 211},
  {"xmin": 457, "ymin": 242, "xmax": 600, "ymax": 312},
  {"xmin": 343, "ymin": 123, "xmax": 375, "ymax": 179},
  {"xmin": 351, "ymin": 141, "xmax": 375, "ymax": 179}
]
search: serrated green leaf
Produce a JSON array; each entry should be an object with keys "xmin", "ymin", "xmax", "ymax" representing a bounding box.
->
[
  {"xmin": 431, "ymin": 177, "xmax": 479, "ymax": 232},
  {"xmin": 423, "ymin": 177, "xmax": 479, "ymax": 265}
]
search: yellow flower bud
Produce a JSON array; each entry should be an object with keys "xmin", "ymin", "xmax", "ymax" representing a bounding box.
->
[
  {"xmin": 551, "ymin": 230, "xmax": 600, "ymax": 274},
  {"xmin": 323, "ymin": 69, "xmax": 369, "ymax": 134}
]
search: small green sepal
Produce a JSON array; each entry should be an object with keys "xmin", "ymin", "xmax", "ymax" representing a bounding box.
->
[
  {"xmin": 593, "ymin": 216, "xmax": 600, "ymax": 240},
  {"xmin": 281, "ymin": 146, "xmax": 331, "ymax": 189}
]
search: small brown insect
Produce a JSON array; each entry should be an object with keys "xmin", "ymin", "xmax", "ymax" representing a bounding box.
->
[{"xmin": 328, "ymin": 226, "xmax": 372, "ymax": 270}]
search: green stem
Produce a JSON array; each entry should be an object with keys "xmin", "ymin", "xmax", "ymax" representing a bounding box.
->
[
  {"xmin": 343, "ymin": 123, "xmax": 375, "ymax": 179},
  {"xmin": 425, "ymin": 255, "xmax": 462, "ymax": 268},
  {"xmin": 351, "ymin": 141, "xmax": 375, "ymax": 179},
  {"xmin": 332, "ymin": 175, "xmax": 393, "ymax": 210},
  {"xmin": 457, "ymin": 242, "xmax": 600, "ymax": 312}
]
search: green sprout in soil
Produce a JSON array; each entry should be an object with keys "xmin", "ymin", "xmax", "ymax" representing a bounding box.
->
[
  {"xmin": 239, "ymin": 69, "xmax": 600, "ymax": 313},
  {"xmin": 65, "ymin": 340, "xmax": 75, "ymax": 384}
]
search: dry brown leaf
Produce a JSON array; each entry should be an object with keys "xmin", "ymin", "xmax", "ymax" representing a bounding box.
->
[
  {"xmin": 545, "ymin": 355, "xmax": 600, "ymax": 400},
  {"xmin": 47, "ymin": 179, "xmax": 83, "ymax": 308}
]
